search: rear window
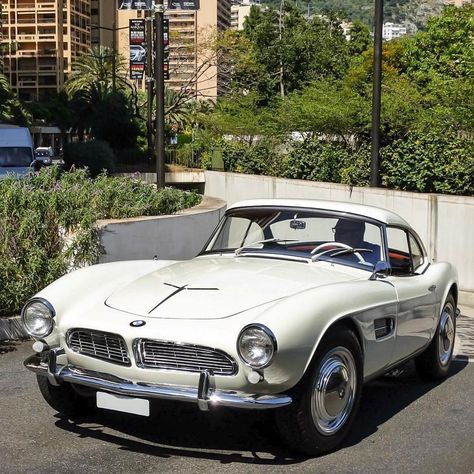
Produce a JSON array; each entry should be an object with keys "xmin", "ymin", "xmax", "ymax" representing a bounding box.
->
[{"xmin": 0, "ymin": 147, "xmax": 33, "ymax": 167}]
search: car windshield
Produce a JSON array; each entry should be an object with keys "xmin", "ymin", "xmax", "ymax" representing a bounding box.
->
[
  {"xmin": 204, "ymin": 207, "xmax": 385, "ymax": 270},
  {"xmin": 0, "ymin": 147, "xmax": 33, "ymax": 167}
]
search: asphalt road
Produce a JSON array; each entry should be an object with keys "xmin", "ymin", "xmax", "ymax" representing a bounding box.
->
[{"xmin": 1, "ymin": 334, "xmax": 473, "ymax": 474}]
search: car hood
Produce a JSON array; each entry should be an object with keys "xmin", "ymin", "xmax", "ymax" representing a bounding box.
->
[{"xmin": 105, "ymin": 256, "xmax": 357, "ymax": 320}]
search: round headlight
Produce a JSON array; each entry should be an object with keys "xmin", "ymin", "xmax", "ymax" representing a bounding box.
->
[
  {"xmin": 237, "ymin": 324, "xmax": 276, "ymax": 369},
  {"xmin": 21, "ymin": 298, "xmax": 55, "ymax": 338}
]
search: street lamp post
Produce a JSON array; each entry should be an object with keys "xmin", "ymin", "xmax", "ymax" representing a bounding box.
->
[
  {"xmin": 370, "ymin": 0, "xmax": 384, "ymax": 187},
  {"xmin": 155, "ymin": 0, "xmax": 166, "ymax": 189},
  {"xmin": 145, "ymin": 10, "xmax": 154, "ymax": 162}
]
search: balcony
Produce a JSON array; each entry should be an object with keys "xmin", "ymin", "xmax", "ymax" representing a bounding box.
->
[
  {"xmin": 18, "ymin": 80, "xmax": 37, "ymax": 87},
  {"xmin": 16, "ymin": 3, "xmax": 36, "ymax": 11},
  {"xmin": 38, "ymin": 49, "xmax": 56, "ymax": 56},
  {"xmin": 17, "ymin": 34, "xmax": 37, "ymax": 41}
]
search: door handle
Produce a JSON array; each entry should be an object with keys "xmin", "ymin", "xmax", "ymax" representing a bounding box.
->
[{"xmin": 428, "ymin": 285, "xmax": 437, "ymax": 292}]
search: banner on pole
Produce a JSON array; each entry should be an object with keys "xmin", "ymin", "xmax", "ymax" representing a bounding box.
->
[
  {"xmin": 118, "ymin": 0, "xmax": 199, "ymax": 10},
  {"xmin": 129, "ymin": 19, "xmax": 146, "ymax": 80},
  {"xmin": 163, "ymin": 18, "xmax": 169, "ymax": 80}
]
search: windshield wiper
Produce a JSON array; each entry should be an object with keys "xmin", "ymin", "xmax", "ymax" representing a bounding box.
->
[{"xmin": 235, "ymin": 238, "xmax": 297, "ymax": 255}]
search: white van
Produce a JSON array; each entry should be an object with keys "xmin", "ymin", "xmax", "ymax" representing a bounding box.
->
[{"xmin": 0, "ymin": 124, "xmax": 35, "ymax": 178}]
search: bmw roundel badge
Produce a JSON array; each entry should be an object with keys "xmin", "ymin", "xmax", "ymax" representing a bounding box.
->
[{"xmin": 130, "ymin": 320, "xmax": 146, "ymax": 327}]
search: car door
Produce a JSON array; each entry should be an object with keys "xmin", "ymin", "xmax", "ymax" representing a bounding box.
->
[{"xmin": 385, "ymin": 227, "xmax": 437, "ymax": 363}]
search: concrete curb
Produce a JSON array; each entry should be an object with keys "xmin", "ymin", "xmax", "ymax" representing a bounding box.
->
[{"xmin": 0, "ymin": 316, "xmax": 29, "ymax": 341}]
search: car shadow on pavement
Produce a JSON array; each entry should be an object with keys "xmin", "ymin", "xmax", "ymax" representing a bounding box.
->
[
  {"xmin": 54, "ymin": 358, "xmax": 468, "ymax": 464},
  {"xmin": 342, "ymin": 358, "xmax": 469, "ymax": 449}
]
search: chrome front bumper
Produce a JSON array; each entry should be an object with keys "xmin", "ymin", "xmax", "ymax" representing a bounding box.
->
[{"xmin": 24, "ymin": 349, "xmax": 292, "ymax": 411}]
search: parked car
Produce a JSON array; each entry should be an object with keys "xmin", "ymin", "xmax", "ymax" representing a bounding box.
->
[
  {"xmin": 0, "ymin": 125, "xmax": 35, "ymax": 178},
  {"xmin": 23, "ymin": 199, "xmax": 458, "ymax": 455},
  {"xmin": 34, "ymin": 146, "xmax": 53, "ymax": 166}
]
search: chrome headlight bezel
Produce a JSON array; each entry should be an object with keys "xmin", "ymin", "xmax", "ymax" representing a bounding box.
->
[
  {"xmin": 237, "ymin": 324, "xmax": 277, "ymax": 369},
  {"xmin": 21, "ymin": 297, "xmax": 55, "ymax": 338}
]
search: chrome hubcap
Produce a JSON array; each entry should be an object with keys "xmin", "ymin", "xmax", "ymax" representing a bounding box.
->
[
  {"xmin": 438, "ymin": 303, "xmax": 455, "ymax": 366},
  {"xmin": 311, "ymin": 347, "xmax": 357, "ymax": 436}
]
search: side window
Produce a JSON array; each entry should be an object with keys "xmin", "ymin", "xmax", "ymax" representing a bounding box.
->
[
  {"xmin": 386, "ymin": 227, "xmax": 413, "ymax": 275},
  {"xmin": 408, "ymin": 233, "xmax": 424, "ymax": 271}
]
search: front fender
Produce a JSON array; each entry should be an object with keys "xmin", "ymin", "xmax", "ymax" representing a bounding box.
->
[
  {"xmin": 29, "ymin": 259, "xmax": 177, "ymax": 346},
  {"xmin": 252, "ymin": 279, "xmax": 398, "ymax": 390}
]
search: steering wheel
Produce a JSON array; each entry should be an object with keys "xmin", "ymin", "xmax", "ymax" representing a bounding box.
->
[{"xmin": 310, "ymin": 242, "xmax": 366, "ymax": 263}]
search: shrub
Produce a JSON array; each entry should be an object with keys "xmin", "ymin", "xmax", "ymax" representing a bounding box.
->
[
  {"xmin": 0, "ymin": 166, "xmax": 201, "ymax": 316},
  {"xmin": 221, "ymin": 140, "xmax": 284, "ymax": 176},
  {"xmin": 64, "ymin": 140, "xmax": 116, "ymax": 177},
  {"xmin": 381, "ymin": 131, "xmax": 474, "ymax": 194},
  {"xmin": 284, "ymin": 139, "xmax": 349, "ymax": 182},
  {"xmin": 340, "ymin": 144, "xmax": 371, "ymax": 187},
  {"xmin": 114, "ymin": 147, "xmax": 147, "ymax": 166}
]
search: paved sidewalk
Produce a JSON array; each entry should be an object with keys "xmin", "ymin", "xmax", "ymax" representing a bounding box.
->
[{"xmin": 455, "ymin": 305, "xmax": 474, "ymax": 362}]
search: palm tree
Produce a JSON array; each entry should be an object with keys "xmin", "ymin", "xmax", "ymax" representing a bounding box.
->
[
  {"xmin": 65, "ymin": 46, "xmax": 134, "ymax": 140},
  {"xmin": 64, "ymin": 46, "xmax": 128, "ymax": 100}
]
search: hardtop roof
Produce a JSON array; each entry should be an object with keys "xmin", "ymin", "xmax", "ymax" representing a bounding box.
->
[{"xmin": 227, "ymin": 199, "xmax": 409, "ymax": 227}]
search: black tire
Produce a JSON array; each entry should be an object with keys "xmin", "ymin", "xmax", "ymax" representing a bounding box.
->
[
  {"xmin": 275, "ymin": 326, "xmax": 363, "ymax": 456},
  {"xmin": 415, "ymin": 294, "xmax": 456, "ymax": 381},
  {"xmin": 36, "ymin": 375, "xmax": 92, "ymax": 418}
]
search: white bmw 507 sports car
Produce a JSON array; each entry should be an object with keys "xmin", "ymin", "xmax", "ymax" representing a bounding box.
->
[{"xmin": 23, "ymin": 199, "xmax": 459, "ymax": 455}]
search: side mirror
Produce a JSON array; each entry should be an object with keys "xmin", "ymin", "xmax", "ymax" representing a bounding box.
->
[{"xmin": 369, "ymin": 261, "xmax": 391, "ymax": 281}]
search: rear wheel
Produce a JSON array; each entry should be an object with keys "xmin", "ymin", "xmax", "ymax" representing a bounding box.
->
[
  {"xmin": 36, "ymin": 375, "xmax": 92, "ymax": 418},
  {"xmin": 276, "ymin": 326, "xmax": 363, "ymax": 456},
  {"xmin": 415, "ymin": 294, "xmax": 456, "ymax": 381}
]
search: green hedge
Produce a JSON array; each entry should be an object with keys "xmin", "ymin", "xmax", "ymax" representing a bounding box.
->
[
  {"xmin": 209, "ymin": 134, "xmax": 474, "ymax": 196},
  {"xmin": 382, "ymin": 131, "xmax": 474, "ymax": 195},
  {"xmin": 0, "ymin": 166, "xmax": 201, "ymax": 317},
  {"xmin": 221, "ymin": 140, "xmax": 286, "ymax": 177},
  {"xmin": 285, "ymin": 140, "xmax": 349, "ymax": 182}
]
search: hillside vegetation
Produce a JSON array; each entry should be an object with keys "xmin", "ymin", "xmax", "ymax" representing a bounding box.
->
[{"xmin": 262, "ymin": 0, "xmax": 445, "ymax": 31}]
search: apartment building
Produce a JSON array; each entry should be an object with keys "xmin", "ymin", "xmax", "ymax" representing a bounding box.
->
[
  {"xmin": 1, "ymin": 0, "xmax": 91, "ymax": 101},
  {"xmin": 0, "ymin": 1, "xmax": 230, "ymax": 102},
  {"xmin": 230, "ymin": 0, "xmax": 260, "ymax": 30},
  {"xmin": 382, "ymin": 22, "xmax": 407, "ymax": 41}
]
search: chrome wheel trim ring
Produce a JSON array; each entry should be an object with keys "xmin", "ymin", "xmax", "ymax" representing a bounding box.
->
[
  {"xmin": 438, "ymin": 302, "xmax": 455, "ymax": 366},
  {"xmin": 311, "ymin": 346, "xmax": 357, "ymax": 436}
]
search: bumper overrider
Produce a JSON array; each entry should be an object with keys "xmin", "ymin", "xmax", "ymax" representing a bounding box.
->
[{"xmin": 24, "ymin": 348, "xmax": 292, "ymax": 411}]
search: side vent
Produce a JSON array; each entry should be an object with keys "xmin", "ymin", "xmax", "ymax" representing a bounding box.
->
[{"xmin": 374, "ymin": 318, "xmax": 395, "ymax": 339}]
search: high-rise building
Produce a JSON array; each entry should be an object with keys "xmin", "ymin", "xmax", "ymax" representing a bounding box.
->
[
  {"xmin": 0, "ymin": 1, "xmax": 231, "ymax": 102},
  {"xmin": 1, "ymin": 0, "xmax": 91, "ymax": 101},
  {"xmin": 230, "ymin": 0, "xmax": 261, "ymax": 30}
]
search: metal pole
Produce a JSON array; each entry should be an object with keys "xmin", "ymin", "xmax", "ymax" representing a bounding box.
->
[
  {"xmin": 112, "ymin": 20, "xmax": 117, "ymax": 94},
  {"xmin": 146, "ymin": 11, "xmax": 154, "ymax": 162},
  {"xmin": 155, "ymin": 1, "xmax": 165, "ymax": 189},
  {"xmin": 370, "ymin": 0, "xmax": 383, "ymax": 187}
]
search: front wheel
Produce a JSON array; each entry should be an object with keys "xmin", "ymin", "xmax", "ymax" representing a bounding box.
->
[
  {"xmin": 415, "ymin": 294, "xmax": 456, "ymax": 381},
  {"xmin": 275, "ymin": 326, "xmax": 363, "ymax": 456},
  {"xmin": 36, "ymin": 375, "xmax": 92, "ymax": 418}
]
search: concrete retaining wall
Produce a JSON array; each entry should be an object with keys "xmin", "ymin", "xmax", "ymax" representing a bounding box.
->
[
  {"xmin": 204, "ymin": 171, "xmax": 474, "ymax": 306},
  {"xmin": 98, "ymin": 195, "xmax": 226, "ymax": 263}
]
